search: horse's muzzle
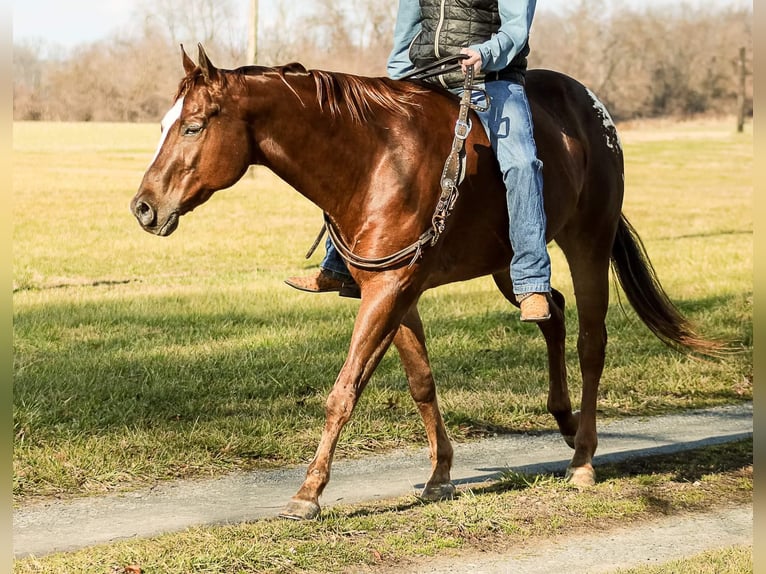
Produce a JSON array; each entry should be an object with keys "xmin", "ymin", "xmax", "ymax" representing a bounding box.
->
[
  {"xmin": 130, "ymin": 197, "xmax": 179, "ymax": 236},
  {"xmin": 132, "ymin": 198, "xmax": 156, "ymax": 228}
]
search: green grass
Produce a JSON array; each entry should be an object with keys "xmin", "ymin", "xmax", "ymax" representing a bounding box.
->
[
  {"xmin": 12, "ymin": 119, "xmax": 753, "ymax": 502},
  {"xmin": 13, "ymin": 439, "xmax": 753, "ymax": 573}
]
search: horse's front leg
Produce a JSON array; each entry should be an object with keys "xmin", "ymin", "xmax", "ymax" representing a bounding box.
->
[
  {"xmin": 393, "ymin": 305, "xmax": 455, "ymax": 501},
  {"xmin": 280, "ymin": 282, "xmax": 417, "ymax": 520}
]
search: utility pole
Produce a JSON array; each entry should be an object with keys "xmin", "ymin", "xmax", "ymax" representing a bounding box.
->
[
  {"xmin": 736, "ymin": 46, "xmax": 747, "ymax": 133},
  {"xmin": 247, "ymin": 0, "xmax": 259, "ymax": 65},
  {"xmin": 246, "ymin": 0, "xmax": 259, "ymax": 179}
]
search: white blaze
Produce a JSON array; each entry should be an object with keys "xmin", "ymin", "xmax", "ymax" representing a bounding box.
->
[{"xmin": 150, "ymin": 97, "xmax": 185, "ymax": 166}]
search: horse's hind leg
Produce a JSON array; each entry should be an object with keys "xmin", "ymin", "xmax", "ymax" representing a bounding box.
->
[
  {"xmin": 393, "ymin": 305, "xmax": 455, "ymax": 500},
  {"xmin": 561, "ymin": 246, "xmax": 611, "ymax": 487},
  {"xmin": 492, "ymin": 272, "xmax": 578, "ymax": 442}
]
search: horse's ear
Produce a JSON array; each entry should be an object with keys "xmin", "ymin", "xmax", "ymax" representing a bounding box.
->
[
  {"xmin": 181, "ymin": 44, "xmax": 196, "ymax": 75},
  {"xmin": 197, "ymin": 43, "xmax": 220, "ymax": 84}
]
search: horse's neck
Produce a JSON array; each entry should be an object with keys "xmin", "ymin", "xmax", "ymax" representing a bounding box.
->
[{"xmin": 247, "ymin": 75, "xmax": 365, "ymax": 216}]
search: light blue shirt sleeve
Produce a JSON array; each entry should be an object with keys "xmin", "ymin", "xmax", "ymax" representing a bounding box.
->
[
  {"xmin": 386, "ymin": 0, "xmax": 422, "ymax": 79},
  {"xmin": 469, "ymin": 0, "xmax": 536, "ymax": 72}
]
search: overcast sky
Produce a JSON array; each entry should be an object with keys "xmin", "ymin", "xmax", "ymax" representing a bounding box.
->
[{"xmin": 13, "ymin": 0, "xmax": 751, "ymax": 50}]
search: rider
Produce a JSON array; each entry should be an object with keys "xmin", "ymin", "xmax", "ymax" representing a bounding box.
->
[{"xmin": 285, "ymin": 0, "xmax": 552, "ymax": 322}]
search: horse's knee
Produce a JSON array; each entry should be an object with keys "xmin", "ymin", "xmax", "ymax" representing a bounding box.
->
[{"xmin": 325, "ymin": 384, "xmax": 356, "ymax": 423}]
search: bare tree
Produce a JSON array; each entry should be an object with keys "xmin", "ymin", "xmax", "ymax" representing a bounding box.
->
[
  {"xmin": 256, "ymin": 0, "xmax": 395, "ymax": 75},
  {"xmin": 134, "ymin": 0, "xmax": 246, "ymax": 65},
  {"xmin": 13, "ymin": 41, "xmax": 46, "ymax": 120},
  {"xmin": 532, "ymin": 2, "xmax": 752, "ymax": 120},
  {"xmin": 12, "ymin": 2, "xmax": 752, "ymax": 122}
]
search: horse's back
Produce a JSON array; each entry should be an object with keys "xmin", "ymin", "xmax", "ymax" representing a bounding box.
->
[{"xmin": 369, "ymin": 69, "xmax": 626, "ymax": 285}]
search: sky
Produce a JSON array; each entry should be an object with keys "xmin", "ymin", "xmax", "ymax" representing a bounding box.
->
[
  {"xmin": 13, "ymin": 0, "xmax": 751, "ymax": 51},
  {"xmin": 13, "ymin": 0, "xmax": 252, "ymax": 49}
]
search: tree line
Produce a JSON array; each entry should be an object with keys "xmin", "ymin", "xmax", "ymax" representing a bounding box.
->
[{"xmin": 13, "ymin": 0, "xmax": 752, "ymax": 123}]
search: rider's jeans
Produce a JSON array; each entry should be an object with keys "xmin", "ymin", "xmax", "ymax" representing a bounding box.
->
[{"xmin": 469, "ymin": 79, "xmax": 550, "ymax": 295}]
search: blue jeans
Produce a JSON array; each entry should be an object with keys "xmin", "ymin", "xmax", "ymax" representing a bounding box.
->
[
  {"xmin": 320, "ymin": 236, "xmax": 352, "ymax": 279},
  {"xmin": 322, "ymin": 79, "xmax": 550, "ymax": 295}
]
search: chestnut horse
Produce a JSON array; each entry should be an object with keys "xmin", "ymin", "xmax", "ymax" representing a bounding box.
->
[{"xmin": 131, "ymin": 46, "xmax": 719, "ymax": 520}]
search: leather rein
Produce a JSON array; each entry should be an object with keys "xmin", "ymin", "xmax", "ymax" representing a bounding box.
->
[{"xmin": 310, "ymin": 55, "xmax": 489, "ymax": 271}]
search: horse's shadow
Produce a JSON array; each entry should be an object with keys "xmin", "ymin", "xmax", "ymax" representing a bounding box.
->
[{"xmin": 334, "ymin": 436, "xmax": 752, "ymax": 521}]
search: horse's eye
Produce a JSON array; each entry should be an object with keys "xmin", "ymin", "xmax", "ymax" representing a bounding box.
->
[{"xmin": 183, "ymin": 124, "xmax": 203, "ymax": 136}]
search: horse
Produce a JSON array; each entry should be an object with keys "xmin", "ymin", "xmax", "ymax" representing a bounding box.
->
[{"xmin": 131, "ymin": 45, "xmax": 721, "ymax": 520}]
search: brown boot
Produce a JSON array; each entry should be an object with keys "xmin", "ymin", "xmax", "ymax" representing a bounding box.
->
[
  {"xmin": 284, "ymin": 269, "xmax": 360, "ymax": 299},
  {"xmin": 519, "ymin": 293, "xmax": 551, "ymax": 322}
]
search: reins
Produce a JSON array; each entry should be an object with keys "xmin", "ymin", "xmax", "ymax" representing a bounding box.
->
[{"xmin": 311, "ymin": 55, "xmax": 489, "ymax": 271}]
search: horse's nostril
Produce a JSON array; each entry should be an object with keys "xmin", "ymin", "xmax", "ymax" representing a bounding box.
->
[{"xmin": 134, "ymin": 200, "xmax": 156, "ymax": 227}]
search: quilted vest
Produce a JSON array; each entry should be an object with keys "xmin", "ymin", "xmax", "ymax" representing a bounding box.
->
[{"xmin": 410, "ymin": 0, "xmax": 528, "ymax": 88}]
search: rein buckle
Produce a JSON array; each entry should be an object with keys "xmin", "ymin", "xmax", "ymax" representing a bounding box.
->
[{"xmin": 454, "ymin": 119, "xmax": 472, "ymax": 140}]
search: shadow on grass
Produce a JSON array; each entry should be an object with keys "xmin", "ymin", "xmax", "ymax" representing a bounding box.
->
[
  {"xmin": 595, "ymin": 437, "xmax": 753, "ymax": 483},
  {"xmin": 330, "ymin": 438, "xmax": 752, "ymax": 522},
  {"xmin": 469, "ymin": 437, "xmax": 752, "ymax": 496},
  {"xmin": 13, "ymin": 288, "xmax": 751, "ymax": 447}
]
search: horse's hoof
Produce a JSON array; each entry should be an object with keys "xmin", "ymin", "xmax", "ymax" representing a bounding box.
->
[
  {"xmin": 420, "ymin": 482, "xmax": 456, "ymax": 502},
  {"xmin": 279, "ymin": 498, "xmax": 321, "ymax": 520},
  {"xmin": 565, "ymin": 464, "xmax": 596, "ymax": 487}
]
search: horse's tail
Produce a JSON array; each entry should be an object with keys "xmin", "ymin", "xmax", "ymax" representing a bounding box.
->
[{"xmin": 610, "ymin": 214, "xmax": 727, "ymax": 356}]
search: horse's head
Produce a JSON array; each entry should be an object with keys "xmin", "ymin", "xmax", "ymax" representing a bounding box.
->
[{"xmin": 131, "ymin": 45, "xmax": 252, "ymax": 236}]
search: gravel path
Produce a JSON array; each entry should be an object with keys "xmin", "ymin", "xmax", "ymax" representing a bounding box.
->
[{"xmin": 13, "ymin": 402, "xmax": 752, "ymax": 560}]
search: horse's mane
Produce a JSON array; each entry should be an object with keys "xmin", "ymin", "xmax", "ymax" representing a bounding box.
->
[
  {"xmin": 174, "ymin": 64, "xmax": 430, "ymax": 123},
  {"xmin": 308, "ymin": 69, "xmax": 427, "ymax": 122},
  {"xmin": 243, "ymin": 64, "xmax": 430, "ymax": 122}
]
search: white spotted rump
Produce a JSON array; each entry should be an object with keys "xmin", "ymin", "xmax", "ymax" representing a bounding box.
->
[{"xmin": 585, "ymin": 87, "xmax": 622, "ymax": 153}]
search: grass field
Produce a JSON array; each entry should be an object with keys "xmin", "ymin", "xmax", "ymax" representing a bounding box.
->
[{"xmin": 12, "ymin": 117, "xmax": 752, "ymax": 503}]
